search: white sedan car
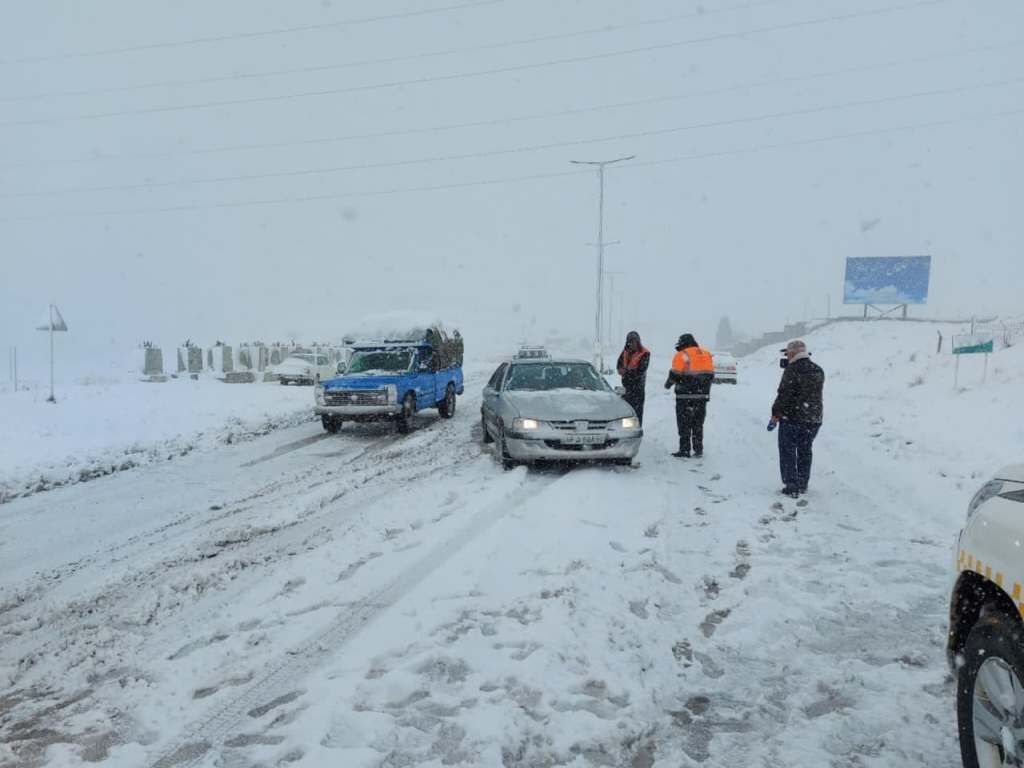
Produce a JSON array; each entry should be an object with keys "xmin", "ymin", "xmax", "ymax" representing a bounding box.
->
[
  {"xmin": 948, "ymin": 463, "xmax": 1024, "ymax": 767},
  {"xmin": 480, "ymin": 358, "xmax": 642, "ymax": 468},
  {"xmin": 275, "ymin": 353, "xmax": 337, "ymax": 385},
  {"xmin": 713, "ymin": 352, "xmax": 738, "ymax": 384}
]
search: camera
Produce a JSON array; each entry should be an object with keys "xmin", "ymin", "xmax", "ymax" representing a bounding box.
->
[{"xmin": 779, "ymin": 356, "xmax": 789, "ymax": 369}]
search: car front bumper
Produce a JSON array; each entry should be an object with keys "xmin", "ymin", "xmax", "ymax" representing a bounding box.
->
[
  {"xmin": 505, "ymin": 431, "xmax": 642, "ymax": 462},
  {"xmin": 315, "ymin": 405, "xmax": 401, "ymax": 418}
]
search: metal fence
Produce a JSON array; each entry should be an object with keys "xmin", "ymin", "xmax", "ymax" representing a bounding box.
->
[{"xmin": 973, "ymin": 317, "xmax": 1024, "ymax": 348}]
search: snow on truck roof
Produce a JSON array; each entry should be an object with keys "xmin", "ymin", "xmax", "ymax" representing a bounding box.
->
[{"xmin": 342, "ymin": 312, "xmax": 459, "ymax": 346}]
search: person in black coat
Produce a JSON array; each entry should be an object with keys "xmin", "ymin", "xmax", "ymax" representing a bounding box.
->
[
  {"xmin": 664, "ymin": 333, "xmax": 715, "ymax": 457},
  {"xmin": 616, "ymin": 331, "xmax": 650, "ymax": 424},
  {"xmin": 771, "ymin": 339, "xmax": 825, "ymax": 497}
]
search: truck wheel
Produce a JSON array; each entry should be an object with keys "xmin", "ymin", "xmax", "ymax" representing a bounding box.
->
[
  {"xmin": 481, "ymin": 412, "xmax": 494, "ymax": 444},
  {"xmin": 322, "ymin": 415, "xmax": 341, "ymax": 434},
  {"xmin": 439, "ymin": 384, "xmax": 456, "ymax": 418},
  {"xmin": 396, "ymin": 393, "xmax": 416, "ymax": 434},
  {"xmin": 958, "ymin": 611, "xmax": 1024, "ymax": 768}
]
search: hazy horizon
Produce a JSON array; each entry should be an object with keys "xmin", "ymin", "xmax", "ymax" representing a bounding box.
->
[{"xmin": 2, "ymin": 0, "xmax": 1022, "ymax": 377}]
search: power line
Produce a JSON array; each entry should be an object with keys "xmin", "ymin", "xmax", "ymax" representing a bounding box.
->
[
  {"xmin": 0, "ymin": 0, "xmax": 946, "ymax": 129},
  {"xmin": 6, "ymin": 73, "xmax": 1020, "ymax": 200},
  {"xmin": 3, "ymin": 35, "xmax": 1018, "ymax": 173},
  {"xmin": 0, "ymin": 0, "xmax": 788, "ymax": 103},
  {"xmin": 0, "ymin": 0, "xmax": 504, "ymax": 65},
  {"xmin": 2, "ymin": 105, "xmax": 1021, "ymax": 224}
]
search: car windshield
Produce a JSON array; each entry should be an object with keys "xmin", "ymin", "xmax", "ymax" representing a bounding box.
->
[
  {"xmin": 289, "ymin": 354, "xmax": 314, "ymax": 364},
  {"xmin": 347, "ymin": 350, "xmax": 413, "ymax": 374},
  {"xmin": 504, "ymin": 362, "xmax": 608, "ymax": 392}
]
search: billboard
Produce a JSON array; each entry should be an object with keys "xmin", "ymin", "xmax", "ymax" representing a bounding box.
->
[{"xmin": 843, "ymin": 256, "xmax": 931, "ymax": 305}]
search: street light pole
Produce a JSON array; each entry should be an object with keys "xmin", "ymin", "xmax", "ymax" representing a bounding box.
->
[
  {"xmin": 605, "ymin": 270, "xmax": 626, "ymax": 356},
  {"xmin": 571, "ymin": 155, "xmax": 634, "ymax": 372}
]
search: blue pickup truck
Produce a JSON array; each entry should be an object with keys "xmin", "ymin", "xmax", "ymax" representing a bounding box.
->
[{"xmin": 314, "ymin": 326, "xmax": 464, "ymax": 434}]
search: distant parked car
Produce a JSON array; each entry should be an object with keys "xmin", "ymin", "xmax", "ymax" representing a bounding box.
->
[
  {"xmin": 713, "ymin": 352, "xmax": 738, "ymax": 384},
  {"xmin": 947, "ymin": 463, "xmax": 1024, "ymax": 767},
  {"xmin": 275, "ymin": 353, "xmax": 335, "ymax": 385},
  {"xmin": 480, "ymin": 357, "xmax": 642, "ymax": 469}
]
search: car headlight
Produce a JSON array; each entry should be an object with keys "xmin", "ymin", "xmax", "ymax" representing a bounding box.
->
[
  {"xmin": 968, "ymin": 480, "xmax": 1005, "ymax": 520},
  {"xmin": 620, "ymin": 417, "xmax": 640, "ymax": 429},
  {"xmin": 314, "ymin": 385, "xmax": 325, "ymax": 405},
  {"xmin": 513, "ymin": 418, "xmax": 540, "ymax": 430},
  {"xmin": 385, "ymin": 384, "xmax": 398, "ymax": 404}
]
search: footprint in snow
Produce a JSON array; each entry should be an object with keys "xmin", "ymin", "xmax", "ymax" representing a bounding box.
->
[{"xmin": 699, "ymin": 608, "xmax": 731, "ymax": 638}]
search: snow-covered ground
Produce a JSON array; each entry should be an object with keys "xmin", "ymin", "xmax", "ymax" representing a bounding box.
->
[
  {"xmin": 0, "ymin": 377, "xmax": 316, "ymax": 504},
  {"xmin": 1, "ymin": 321, "xmax": 1021, "ymax": 767}
]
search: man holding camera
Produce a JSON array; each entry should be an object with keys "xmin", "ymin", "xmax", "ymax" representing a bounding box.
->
[{"xmin": 771, "ymin": 340, "xmax": 825, "ymax": 498}]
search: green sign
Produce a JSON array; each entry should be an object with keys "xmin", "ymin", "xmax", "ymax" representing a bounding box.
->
[{"xmin": 952, "ymin": 334, "xmax": 995, "ymax": 355}]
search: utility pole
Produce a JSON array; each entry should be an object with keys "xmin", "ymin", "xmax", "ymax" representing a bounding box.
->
[
  {"xmin": 571, "ymin": 155, "xmax": 635, "ymax": 372},
  {"xmin": 605, "ymin": 270, "xmax": 626, "ymax": 360}
]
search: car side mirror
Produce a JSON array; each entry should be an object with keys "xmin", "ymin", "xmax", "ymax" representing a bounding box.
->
[
  {"xmin": 614, "ymin": 386, "xmax": 626, "ymax": 397},
  {"xmin": 337, "ymin": 363, "xmax": 347, "ymax": 374},
  {"xmin": 418, "ymin": 362, "xmax": 430, "ymax": 372}
]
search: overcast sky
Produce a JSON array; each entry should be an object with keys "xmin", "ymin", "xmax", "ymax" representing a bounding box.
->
[{"xmin": 1, "ymin": 0, "xmax": 1022, "ymax": 374}]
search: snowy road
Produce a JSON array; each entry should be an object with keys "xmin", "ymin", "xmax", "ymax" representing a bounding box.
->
[{"xmin": 5, "ymin": 324, "xmax": 1015, "ymax": 767}]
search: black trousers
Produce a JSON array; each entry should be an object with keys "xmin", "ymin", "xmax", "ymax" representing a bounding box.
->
[
  {"xmin": 778, "ymin": 421, "xmax": 821, "ymax": 491},
  {"xmin": 675, "ymin": 398, "xmax": 707, "ymax": 455},
  {"xmin": 623, "ymin": 385, "xmax": 646, "ymax": 425}
]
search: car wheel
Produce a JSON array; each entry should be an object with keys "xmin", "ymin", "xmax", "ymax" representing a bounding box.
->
[
  {"xmin": 481, "ymin": 411, "xmax": 494, "ymax": 444},
  {"xmin": 957, "ymin": 611, "xmax": 1024, "ymax": 768},
  {"xmin": 439, "ymin": 384, "xmax": 456, "ymax": 419},
  {"xmin": 322, "ymin": 415, "xmax": 341, "ymax": 434},
  {"xmin": 396, "ymin": 393, "xmax": 416, "ymax": 434},
  {"xmin": 497, "ymin": 422, "xmax": 516, "ymax": 470}
]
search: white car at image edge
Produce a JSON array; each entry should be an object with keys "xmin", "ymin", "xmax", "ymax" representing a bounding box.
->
[
  {"xmin": 274, "ymin": 353, "xmax": 338, "ymax": 385},
  {"xmin": 948, "ymin": 463, "xmax": 1024, "ymax": 768}
]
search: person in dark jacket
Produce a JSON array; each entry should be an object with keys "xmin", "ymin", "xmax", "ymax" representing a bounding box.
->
[
  {"xmin": 616, "ymin": 331, "xmax": 650, "ymax": 425},
  {"xmin": 771, "ymin": 339, "xmax": 825, "ymax": 497},
  {"xmin": 664, "ymin": 333, "xmax": 715, "ymax": 457}
]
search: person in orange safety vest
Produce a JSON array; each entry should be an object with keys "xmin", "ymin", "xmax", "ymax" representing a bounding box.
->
[
  {"xmin": 664, "ymin": 333, "xmax": 715, "ymax": 458},
  {"xmin": 616, "ymin": 331, "xmax": 650, "ymax": 425}
]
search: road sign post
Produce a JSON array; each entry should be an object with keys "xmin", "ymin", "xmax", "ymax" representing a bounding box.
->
[
  {"xmin": 952, "ymin": 333, "xmax": 994, "ymax": 389},
  {"xmin": 35, "ymin": 304, "xmax": 68, "ymax": 403}
]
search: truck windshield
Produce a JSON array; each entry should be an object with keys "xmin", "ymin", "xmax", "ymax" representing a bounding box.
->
[
  {"xmin": 504, "ymin": 363, "xmax": 608, "ymax": 392},
  {"xmin": 347, "ymin": 350, "xmax": 413, "ymax": 374}
]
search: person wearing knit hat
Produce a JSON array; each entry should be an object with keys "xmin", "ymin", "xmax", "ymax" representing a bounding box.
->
[{"xmin": 771, "ymin": 340, "xmax": 825, "ymax": 497}]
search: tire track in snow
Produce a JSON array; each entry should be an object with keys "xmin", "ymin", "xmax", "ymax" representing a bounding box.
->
[
  {"xmin": 148, "ymin": 470, "xmax": 563, "ymax": 768},
  {"xmin": 0, "ymin": 405, "xmax": 487, "ymax": 761}
]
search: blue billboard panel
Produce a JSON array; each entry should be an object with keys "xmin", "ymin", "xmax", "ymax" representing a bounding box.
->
[{"xmin": 843, "ymin": 256, "xmax": 931, "ymax": 305}]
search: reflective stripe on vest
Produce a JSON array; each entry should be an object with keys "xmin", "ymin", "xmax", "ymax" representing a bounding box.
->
[
  {"xmin": 671, "ymin": 346, "xmax": 714, "ymax": 374},
  {"xmin": 623, "ymin": 347, "xmax": 649, "ymax": 370}
]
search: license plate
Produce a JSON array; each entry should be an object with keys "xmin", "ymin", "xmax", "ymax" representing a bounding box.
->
[{"xmin": 562, "ymin": 434, "xmax": 605, "ymax": 446}]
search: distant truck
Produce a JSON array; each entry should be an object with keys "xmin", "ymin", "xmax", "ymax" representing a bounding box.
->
[{"xmin": 314, "ymin": 326, "xmax": 464, "ymax": 434}]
